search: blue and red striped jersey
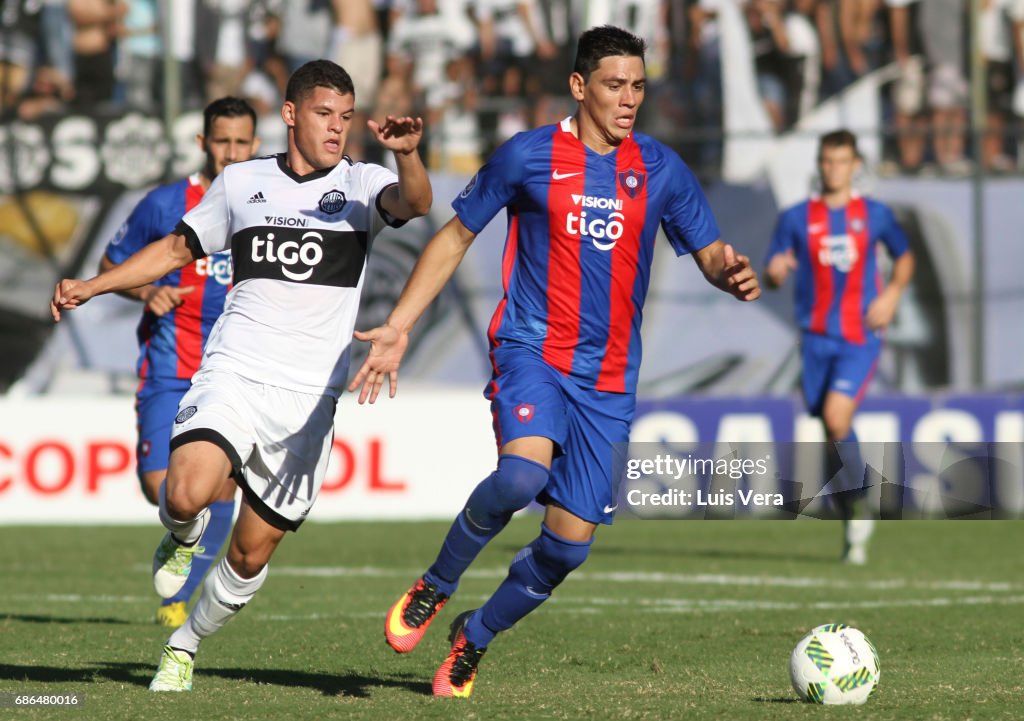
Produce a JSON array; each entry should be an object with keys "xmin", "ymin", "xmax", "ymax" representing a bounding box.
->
[
  {"xmin": 104, "ymin": 174, "xmax": 232, "ymax": 381},
  {"xmin": 453, "ymin": 118, "xmax": 720, "ymax": 394},
  {"xmin": 767, "ymin": 195, "xmax": 909, "ymax": 344}
]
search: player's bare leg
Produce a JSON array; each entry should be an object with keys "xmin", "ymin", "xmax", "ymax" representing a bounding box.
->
[
  {"xmin": 152, "ymin": 441, "xmax": 233, "ymax": 598},
  {"xmin": 822, "ymin": 391, "xmax": 874, "ymax": 564}
]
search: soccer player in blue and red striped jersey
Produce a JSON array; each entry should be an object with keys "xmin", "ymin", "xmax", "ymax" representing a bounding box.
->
[
  {"xmin": 350, "ymin": 25, "xmax": 761, "ymax": 697},
  {"xmin": 101, "ymin": 97, "xmax": 260, "ymax": 628},
  {"xmin": 765, "ymin": 129, "xmax": 915, "ymax": 565}
]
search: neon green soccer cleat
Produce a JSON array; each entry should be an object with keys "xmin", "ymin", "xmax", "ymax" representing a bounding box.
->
[
  {"xmin": 152, "ymin": 533, "xmax": 204, "ymax": 599},
  {"xmin": 149, "ymin": 645, "xmax": 194, "ymax": 692}
]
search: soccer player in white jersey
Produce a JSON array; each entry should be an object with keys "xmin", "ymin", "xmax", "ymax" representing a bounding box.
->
[{"xmin": 51, "ymin": 59, "xmax": 432, "ymax": 692}]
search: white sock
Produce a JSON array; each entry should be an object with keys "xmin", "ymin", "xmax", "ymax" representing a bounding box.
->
[
  {"xmin": 158, "ymin": 481, "xmax": 210, "ymax": 546},
  {"xmin": 845, "ymin": 518, "xmax": 876, "ymax": 546},
  {"xmin": 168, "ymin": 558, "xmax": 268, "ymax": 654}
]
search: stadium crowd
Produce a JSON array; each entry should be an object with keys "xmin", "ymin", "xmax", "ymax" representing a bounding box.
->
[{"xmin": 1, "ymin": 0, "xmax": 1023, "ymax": 176}]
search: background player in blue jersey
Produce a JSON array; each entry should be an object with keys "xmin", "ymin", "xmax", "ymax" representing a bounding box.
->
[
  {"xmin": 350, "ymin": 25, "xmax": 761, "ymax": 697},
  {"xmin": 102, "ymin": 97, "xmax": 261, "ymax": 627},
  {"xmin": 765, "ymin": 129, "xmax": 915, "ymax": 565}
]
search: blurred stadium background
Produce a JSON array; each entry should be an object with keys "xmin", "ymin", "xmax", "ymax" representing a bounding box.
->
[
  {"xmin": 0, "ymin": 0, "xmax": 1020, "ymax": 523},
  {"xmin": 1, "ymin": 2, "xmax": 1022, "ymax": 716}
]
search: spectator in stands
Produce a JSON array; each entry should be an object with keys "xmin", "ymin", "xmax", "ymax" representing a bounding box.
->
[
  {"xmin": 194, "ymin": 0, "xmax": 253, "ymax": 102},
  {"xmin": 119, "ymin": 0, "xmax": 161, "ymax": 110},
  {"xmin": 0, "ymin": 0, "xmax": 43, "ymax": 113},
  {"xmin": 979, "ymin": 0, "xmax": 1017, "ymax": 172},
  {"xmin": 921, "ymin": 0, "xmax": 969, "ymax": 175},
  {"xmin": 68, "ymin": 0, "xmax": 127, "ymax": 106},
  {"xmin": 328, "ymin": 0, "xmax": 383, "ymax": 161},
  {"xmin": 387, "ymin": 0, "xmax": 478, "ymax": 169},
  {"xmin": 886, "ymin": 0, "xmax": 927, "ymax": 173},
  {"xmin": 276, "ymin": 0, "xmax": 332, "ymax": 73},
  {"xmin": 745, "ymin": 0, "xmax": 792, "ymax": 132},
  {"xmin": 785, "ymin": 0, "xmax": 822, "ymax": 123}
]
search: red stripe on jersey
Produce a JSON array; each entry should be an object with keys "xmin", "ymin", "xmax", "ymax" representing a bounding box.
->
[
  {"xmin": 596, "ymin": 136, "xmax": 647, "ymax": 393},
  {"xmin": 487, "ymin": 214, "xmax": 519, "ymax": 350},
  {"xmin": 807, "ymin": 199, "xmax": 832, "ymax": 335},
  {"xmin": 174, "ymin": 180, "xmax": 207, "ymax": 377},
  {"xmin": 838, "ymin": 196, "xmax": 869, "ymax": 344},
  {"xmin": 542, "ymin": 131, "xmax": 587, "ymax": 375}
]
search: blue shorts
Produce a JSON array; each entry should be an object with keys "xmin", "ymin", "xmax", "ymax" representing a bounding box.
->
[
  {"xmin": 135, "ymin": 378, "xmax": 191, "ymax": 477},
  {"xmin": 486, "ymin": 345, "xmax": 636, "ymax": 525},
  {"xmin": 800, "ymin": 332, "xmax": 880, "ymax": 417}
]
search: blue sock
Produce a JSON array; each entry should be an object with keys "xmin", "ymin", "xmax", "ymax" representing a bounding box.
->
[
  {"xmin": 169, "ymin": 499, "xmax": 235, "ymax": 605},
  {"xmin": 465, "ymin": 524, "xmax": 592, "ymax": 648},
  {"xmin": 828, "ymin": 430, "xmax": 866, "ymax": 519},
  {"xmin": 424, "ymin": 455, "xmax": 548, "ymax": 597}
]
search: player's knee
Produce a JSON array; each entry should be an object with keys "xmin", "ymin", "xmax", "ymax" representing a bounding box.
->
[
  {"xmin": 226, "ymin": 546, "xmax": 270, "ymax": 580},
  {"xmin": 823, "ymin": 413, "xmax": 852, "ymax": 442},
  {"xmin": 490, "ymin": 454, "xmax": 550, "ymax": 511},
  {"xmin": 519, "ymin": 524, "xmax": 592, "ymax": 593},
  {"xmin": 164, "ymin": 481, "xmax": 206, "ymax": 519}
]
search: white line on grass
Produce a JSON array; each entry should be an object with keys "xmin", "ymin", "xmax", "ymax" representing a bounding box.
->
[{"xmin": 256, "ymin": 565, "xmax": 1018, "ymax": 594}]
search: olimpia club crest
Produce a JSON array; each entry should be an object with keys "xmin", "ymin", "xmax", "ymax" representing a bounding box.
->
[{"xmin": 318, "ymin": 190, "xmax": 347, "ymax": 214}]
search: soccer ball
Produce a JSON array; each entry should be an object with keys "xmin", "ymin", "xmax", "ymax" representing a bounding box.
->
[{"xmin": 789, "ymin": 623, "xmax": 880, "ymax": 705}]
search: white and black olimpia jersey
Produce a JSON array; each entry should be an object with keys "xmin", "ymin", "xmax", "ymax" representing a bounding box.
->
[{"xmin": 176, "ymin": 153, "xmax": 403, "ymax": 397}]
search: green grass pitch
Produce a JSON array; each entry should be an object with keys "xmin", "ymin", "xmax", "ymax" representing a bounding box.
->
[{"xmin": 0, "ymin": 519, "xmax": 1021, "ymax": 720}]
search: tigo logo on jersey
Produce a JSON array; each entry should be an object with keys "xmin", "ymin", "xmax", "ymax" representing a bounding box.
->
[
  {"xmin": 247, "ymin": 191, "xmax": 267, "ymax": 204},
  {"xmin": 318, "ymin": 190, "xmax": 347, "ymax": 214},
  {"xmin": 513, "ymin": 403, "xmax": 535, "ymax": 423},
  {"xmin": 818, "ymin": 234, "xmax": 858, "ymax": 273},
  {"xmin": 194, "ymin": 253, "xmax": 232, "ymax": 285},
  {"xmin": 251, "ymin": 230, "xmax": 326, "ymax": 281},
  {"xmin": 175, "ymin": 406, "xmax": 197, "ymax": 424}
]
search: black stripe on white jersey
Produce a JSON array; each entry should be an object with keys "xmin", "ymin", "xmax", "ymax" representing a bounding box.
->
[{"xmin": 231, "ymin": 225, "xmax": 368, "ymax": 287}]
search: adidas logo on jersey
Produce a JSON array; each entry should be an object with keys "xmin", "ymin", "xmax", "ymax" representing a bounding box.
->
[{"xmin": 247, "ymin": 191, "xmax": 267, "ymax": 204}]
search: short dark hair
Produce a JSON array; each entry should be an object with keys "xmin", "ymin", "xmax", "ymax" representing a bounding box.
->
[
  {"xmin": 203, "ymin": 96, "xmax": 257, "ymax": 137},
  {"xmin": 286, "ymin": 60, "xmax": 355, "ymax": 104},
  {"xmin": 573, "ymin": 25, "xmax": 646, "ymax": 80},
  {"xmin": 818, "ymin": 129, "xmax": 860, "ymax": 158}
]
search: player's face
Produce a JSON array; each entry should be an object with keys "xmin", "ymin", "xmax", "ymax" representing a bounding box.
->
[
  {"xmin": 818, "ymin": 145, "xmax": 860, "ymax": 195},
  {"xmin": 199, "ymin": 115, "xmax": 259, "ymax": 178},
  {"xmin": 283, "ymin": 86, "xmax": 355, "ymax": 174},
  {"xmin": 572, "ymin": 54, "xmax": 646, "ymax": 149}
]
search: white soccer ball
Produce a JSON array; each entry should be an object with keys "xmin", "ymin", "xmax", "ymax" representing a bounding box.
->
[{"xmin": 789, "ymin": 623, "xmax": 880, "ymax": 705}]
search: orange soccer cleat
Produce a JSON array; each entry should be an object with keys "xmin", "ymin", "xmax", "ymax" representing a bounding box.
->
[
  {"xmin": 385, "ymin": 577, "xmax": 449, "ymax": 653},
  {"xmin": 432, "ymin": 610, "xmax": 487, "ymax": 698}
]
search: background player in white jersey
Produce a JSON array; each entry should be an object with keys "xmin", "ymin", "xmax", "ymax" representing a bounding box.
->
[{"xmin": 50, "ymin": 59, "xmax": 432, "ymax": 692}]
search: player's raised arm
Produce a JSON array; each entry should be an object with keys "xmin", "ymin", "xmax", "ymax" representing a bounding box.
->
[
  {"xmin": 370, "ymin": 114, "xmax": 432, "ymax": 220},
  {"xmin": 693, "ymin": 239, "xmax": 762, "ymax": 301},
  {"xmin": 52, "ymin": 232, "xmax": 198, "ymax": 321},
  {"xmin": 349, "ymin": 215, "xmax": 477, "ymax": 403}
]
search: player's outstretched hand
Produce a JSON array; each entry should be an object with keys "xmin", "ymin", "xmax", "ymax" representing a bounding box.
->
[
  {"xmin": 865, "ymin": 287, "xmax": 899, "ymax": 330},
  {"xmin": 368, "ymin": 115, "xmax": 424, "ymax": 156},
  {"xmin": 765, "ymin": 248, "xmax": 798, "ymax": 288},
  {"xmin": 142, "ymin": 285, "xmax": 194, "ymax": 316},
  {"xmin": 51, "ymin": 279, "xmax": 95, "ymax": 321},
  {"xmin": 348, "ymin": 324, "xmax": 410, "ymax": 404},
  {"xmin": 721, "ymin": 243, "xmax": 761, "ymax": 301}
]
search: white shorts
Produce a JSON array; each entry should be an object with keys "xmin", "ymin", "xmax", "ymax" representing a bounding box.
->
[{"xmin": 170, "ymin": 369, "xmax": 336, "ymax": 531}]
